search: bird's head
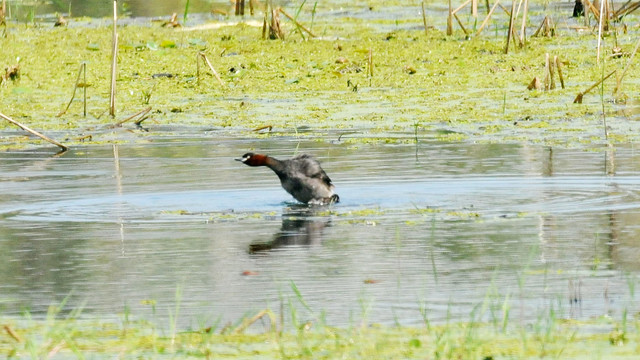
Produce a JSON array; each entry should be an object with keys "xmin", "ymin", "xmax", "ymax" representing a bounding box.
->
[{"xmin": 236, "ymin": 152, "xmax": 268, "ymax": 166}]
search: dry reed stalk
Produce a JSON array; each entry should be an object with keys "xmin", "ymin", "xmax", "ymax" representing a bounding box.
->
[
  {"xmin": 544, "ymin": 53, "xmax": 550, "ymax": 90},
  {"xmin": 262, "ymin": 8, "xmax": 267, "ymax": 39},
  {"xmin": 421, "ymin": 1, "xmax": 428, "ymax": 35},
  {"xmin": 452, "ymin": 0, "xmax": 472, "ymax": 15},
  {"xmin": 83, "ymin": 61, "xmax": 87, "ymax": 116},
  {"xmin": 447, "ymin": 0, "xmax": 453, "ymax": 35},
  {"xmin": 253, "ymin": 125, "xmax": 273, "ymax": 132},
  {"xmin": 527, "ymin": 77, "xmax": 541, "ymax": 90},
  {"xmin": 533, "ymin": 16, "xmax": 553, "ymax": 37},
  {"xmin": 519, "ymin": 0, "xmax": 528, "ymax": 45},
  {"xmin": 279, "ymin": 7, "xmax": 316, "ymax": 38},
  {"xmin": 231, "ymin": 309, "xmax": 277, "ymax": 334},
  {"xmin": 472, "ymin": 0, "xmax": 478, "ymax": 17},
  {"xmin": 613, "ymin": 35, "xmax": 640, "ymax": 95},
  {"xmin": 453, "ymin": 13, "xmax": 469, "ymax": 35},
  {"xmin": 4, "ymin": 325, "xmax": 22, "ymax": 343},
  {"xmin": 112, "ymin": 106, "xmax": 151, "ymax": 127},
  {"xmin": 250, "ymin": 0, "xmax": 265, "ymax": 13},
  {"xmin": 196, "ymin": 52, "xmax": 201, "ymax": 84},
  {"xmin": 582, "ymin": 0, "xmax": 600, "ymax": 18},
  {"xmin": 235, "ymin": 0, "xmax": 240, "ymax": 15},
  {"xmin": 475, "ymin": 0, "xmax": 500, "ymax": 37},
  {"xmin": 57, "ymin": 63, "xmax": 87, "ymax": 117},
  {"xmin": 498, "ymin": 3, "xmax": 512, "ymax": 16},
  {"xmin": 109, "ymin": 0, "xmax": 118, "ymax": 117},
  {"xmin": 555, "ymin": 56, "xmax": 565, "ymax": 89},
  {"xmin": 368, "ymin": 48, "xmax": 373, "ymax": 77},
  {"xmin": 573, "ymin": 70, "xmax": 615, "ymax": 103},
  {"xmin": 199, "ymin": 52, "xmax": 225, "ymax": 86},
  {"xmin": 549, "ymin": 56, "xmax": 556, "ymax": 89},
  {"xmin": 505, "ymin": 0, "xmax": 517, "ymax": 54},
  {"xmin": 0, "ymin": 111, "xmax": 68, "ymax": 151},
  {"xmin": 1, "ymin": 0, "xmax": 5, "ymax": 30},
  {"xmin": 269, "ymin": 8, "xmax": 284, "ymax": 39},
  {"xmin": 584, "ymin": 0, "xmax": 590, "ymax": 26},
  {"xmin": 511, "ymin": 26, "xmax": 521, "ymax": 48},
  {"xmin": 614, "ymin": 1, "xmax": 640, "ymax": 18},
  {"xmin": 603, "ymin": 0, "xmax": 610, "ymax": 30},
  {"xmin": 514, "ymin": 0, "xmax": 524, "ymax": 18},
  {"xmin": 596, "ymin": 0, "xmax": 605, "ymax": 64}
]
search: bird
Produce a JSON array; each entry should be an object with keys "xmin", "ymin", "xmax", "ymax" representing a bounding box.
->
[{"xmin": 236, "ymin": 152, "xmax": 340, "ymax": 205}]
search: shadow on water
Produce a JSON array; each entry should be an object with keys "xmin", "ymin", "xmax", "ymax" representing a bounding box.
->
[
  {"xmin": 249, "ymin": 206, "xmax": 330, "ymax": 253},
  {"xmin": 1, "ymin": 137, "xmax": 640, "ymax": 327}
]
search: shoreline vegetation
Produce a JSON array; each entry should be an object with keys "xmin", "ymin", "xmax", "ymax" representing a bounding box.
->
[
  {"xmin": 0, "ymin": 1, "xmax": 639, "ymax": 151},
  {"xmin": 1, "ymin": 294, "xmax": 639, "ymax": 359}
]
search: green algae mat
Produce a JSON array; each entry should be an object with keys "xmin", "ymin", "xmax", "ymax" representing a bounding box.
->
[{"xmin": 1, "ymin": 2, "xmax": 640, "ymax": 150}]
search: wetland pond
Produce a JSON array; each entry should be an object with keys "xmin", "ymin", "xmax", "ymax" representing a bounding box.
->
[{"xmin": 1, "ymin": 134, "xmax": 640, "ymax": 330}]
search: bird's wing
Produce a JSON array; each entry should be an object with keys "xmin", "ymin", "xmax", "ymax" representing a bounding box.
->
[{"xmin": 292, "ymin": 154, "xmax": 334, "ymax": 187}]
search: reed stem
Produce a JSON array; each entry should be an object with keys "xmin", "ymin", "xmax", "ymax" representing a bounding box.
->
[
  {"xmin": 421, "ymin": 1, "xmax": 428, "ymax": 35},
  {"xmin": 519, "ymin": 0, "xmax": 528, "ymax": 45},
  {"xmin": 573, "ymin": 70, "xmax": 615, "ymax": 103},
  {"xmin": 279, "ymin": 8, "xmax": 316, "ymax": 38},
  {"xmin": 447, "ymin": 0, "xmax": 453, "ymax": 35},
  {"xmin": 57, "ymin": 62, "xmax": 86, "ymax": 117},
  {"xmin": 0, "ymin": 111, "xmax": 68, "ymax": 151},
  {"xmin": 613, "ymin": 35, "xmax": 640, "ymax": 95},
  {"xmin": 505, "ymin": 0, "xmax": 517, "ymax": 54},
  {"xmin": 112, "ymin": 107, "xmax": 151, "ymax": 127},
  {"xmin": 476, "ymin": 0, "xmax": 500, "ymax": 37},
  {"xmin": 109, "ymin": 0, "xmax": 118, "ymax": 117},
  {"xmin": 83, "ymin": 62, "xmax": 87, "ymax": 117},
  {"xmin": 199, "ymin": 52, "xmax": 225, "ymax": 86},
  {"xmin": 596, "ymin": 0, "xmax": 605, "ymax": 64},
  {"xmin": 555, "ymin": 56, "xmax": 565, "ymax": 89}
]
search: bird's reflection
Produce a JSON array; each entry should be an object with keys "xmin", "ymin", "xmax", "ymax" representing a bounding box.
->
[{"xmin": 249, "ymin": 205, "xmax": 331, "ymax": 253}]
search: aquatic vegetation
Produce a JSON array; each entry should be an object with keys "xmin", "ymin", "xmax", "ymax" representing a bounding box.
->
[
  {"xmin": 1, "ymin": 301, "xmax": 639, "ymax": 359},
  {"xmin": 0, "ymin": 3, "xmax": 639, "ymax": 149}
]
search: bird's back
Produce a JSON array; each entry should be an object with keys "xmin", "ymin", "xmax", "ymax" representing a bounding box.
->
[{"xmin": 278, "ymin": 154, "xmax": 336, "ymax": 204}]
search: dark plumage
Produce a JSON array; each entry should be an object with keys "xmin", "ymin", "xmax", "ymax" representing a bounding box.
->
[{"xmin": 236, "ymin": 153, "xmax": 339, "ymax": 205}]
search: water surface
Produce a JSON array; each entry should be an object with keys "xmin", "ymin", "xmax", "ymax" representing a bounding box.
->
[{"xmin": 1, "ymin": 137, "xmax": 640, "ymax": 329}]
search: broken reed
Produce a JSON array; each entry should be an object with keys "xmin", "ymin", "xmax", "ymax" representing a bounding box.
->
[
  {"xmin": 614, "ymin": 34, "xmax": 640, "ymax": 97},
  {"xmin": 197, "ymin": 52, "xmax": 225, "ymax": 87},
  {"xmin": 111, "ymin": 106, "xmax": 151, "ymax": 128},
  {"xmin": 446, "ymin": 0, "xmax": 530, "ymax": 50},
  {"xmin": 573, "ymin": 70, "xmax": 616, "ymax": 104},
  {"xmin": 0, "ymin": 111, "xmax": 68, "ymax": 151},
  {"xmin": 258, "ymin": 3, "xmax": 316, "ymax": 41},
  {"xmin": 527, "ymin": 53, "xmax": 564, "ymax": 91},
  {"xmin": 57, "ymin": 62, "xmax": 88, "ymax": 117}
]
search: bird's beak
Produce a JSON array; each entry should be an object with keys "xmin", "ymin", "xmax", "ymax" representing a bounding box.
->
[{"xmin": 235, "ymin": 157, "xmax": 246, "ymax": 162}]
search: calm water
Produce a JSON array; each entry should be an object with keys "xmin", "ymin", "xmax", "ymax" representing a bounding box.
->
[{"xmin": 1, "ymin": 136, "xmax": 640, "ymax": 330}]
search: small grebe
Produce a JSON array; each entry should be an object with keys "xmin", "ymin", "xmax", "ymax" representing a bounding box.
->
[{"xmin": 236, "ymin": 153, "xmax": 340, "ymax": 205}]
